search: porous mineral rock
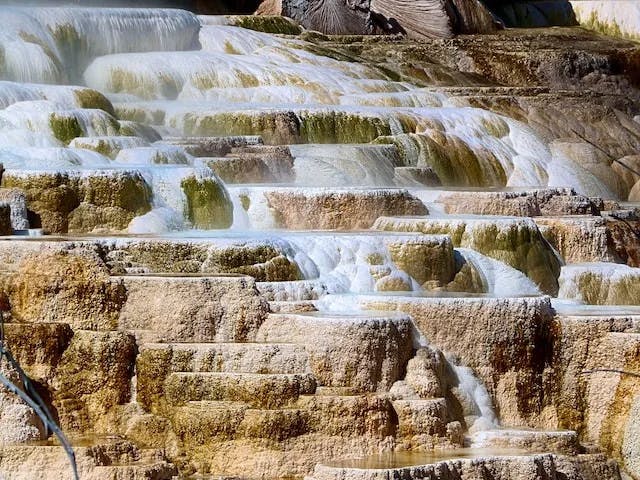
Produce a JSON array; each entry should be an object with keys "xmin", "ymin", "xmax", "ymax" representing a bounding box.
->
[
  {"xmin": 359, "ymin": 295, "xmax": 556, "ymax": 426},
  {"xmin": 536, "ymin": 216, "xmax": 616, "ymax": 264},
  {"xmin": 385, "ymin": 235, "xmax": 456, "ymax": 286},
  {"xmin": 0, "ymin": 439, "xmax": 178, "ymax": 479},
  {"xmin": 102, "ymin": 238, "xmax": 302, "ymax": 281},
  {"xmin": 2, "ymin": 170, "xmax": 152, "ymax": 233},
  {"xmin": 0, "ymin": 188, "xmax": 29, "ymax": 231},
  {"xmin": 117, "ymin": 275, "xmax": 269, "ymax": 342},
  {"xmin": 261, "ymin": 188, "xmax": 428, "ymax": 230},
  {"xmin": 308, "ymin": 453, "xmax": 621, "ymax": 480},
  {"xmin": 161, "ymin": 136, "xmax": 263, "ymax": 157},
  {"xmin": 0, "ymin": 365, "xmax": 45, "ymax": 445},
  {"xmin": 551, "ymin": 310, "xmax": 640, "ymax": 476},
  {"xmin": 206, "ymin": 146, "xmax": 295, "ymax": 183},
  {"xmin": 52, "ymin": 330, "xmax": 136, "ymax": 433},
  {"xmin": 6, "ymin": 249, "xmax": 127, "ymax": 330},
  {"xmin": 257, "ymin": 312, "xmax": 414, "ymax": 391},
  {"xmin": 437, "ymin": 188, "xmax": 599, "ymax": 217}
]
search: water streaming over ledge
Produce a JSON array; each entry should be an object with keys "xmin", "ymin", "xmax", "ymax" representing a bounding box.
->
[{"xmin": 1, "ymin": 6, "xmax": 639, "ymax": 478}]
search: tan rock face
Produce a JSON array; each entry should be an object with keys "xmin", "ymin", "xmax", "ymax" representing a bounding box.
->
[
  {"xmin": 0, "ymin": 188, "xmax": 29, "ymax": 231},
  {"xmin": 2, "ymin": 171, "xmax": 152, "ymax": 234},
  {"xmin": 0, "ymin": 439, "xmax": 178, "ymax": 480},
  {"xmin": 0, "ymin": 323, "xmax": 135, "ymax": 439},
  {"xmin": 536, "ymin": 214, "xmax": 640, "ymax": 267},
  {"xmin": 438, "ymin": 189, "xmax": 599, "ymax": 217},
  {"xmin": 117, "ymin": 275, "xmax": 269, "ymax": 343},
  {"xmin": 257, "ymin": 313, "xmax": 414, "ymax": 392},
  {"xmin": 310, "ymin": 453, "xmax": 621, "ymax": 480},
  {"xmin": 550, "ymin": 315, "xmax": 640, "ymax": 477},
  {"xmin": 208, "ymin": 145, "xmax": 295, "ymax": 183},
  {"xmin": 0, "ymin": 364, "xmax": 46, "ymax": 445},
  {"xmin": 264, "ymin": 189, "xmax": 427, "ymax": 230},
  {"xmin": 536, "ymin": 216, "xmax": 616, "ymax": 264},
  {"xmin": 605, "ymin": 216, "xmax": 640, "ymax": 268},
  {"xmin": 386, "ymin": 235, "xmax": 456, "ymax": 287},
  {"xmin": 359, "ymin": 296, "xmax": 556, "ymax": 427},
  {"xmin": 6, "ymin": 249, "xmax": 127, "ymax": 330},
  {"xmin": 558, "ymin": 263, "xmax": 640, "ymax": 305},
  {"xmin": 52, "ymin": 331, "xmax": 136, "ymax": 434},
  {"xmin": 103, "ymin": 239, "xmax": 302, "ymax": 281}
]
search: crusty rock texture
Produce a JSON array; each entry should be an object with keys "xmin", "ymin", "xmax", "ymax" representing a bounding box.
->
[
  {"xmin": 52, "ymin": 331, "xmax": 136, "ymax": 433},
  {"xmin": 117, "ymin": 275, "xmax": 269, "ymax": 342},
  {"xmin": 264, "ymin": 189, "xmax": 428, "ymax": 230},
  {"xmin": 5, "ymin": 249, "xmax": 127, "ymax": 330},
  {"xmin": 257, "ymin": 312, "xmax": 414, "ymax": 391},
  {"xmin": 360, "ymin": 296, "xmax": 556, "ymax": 427},
  {"xmin": 558, "ymin": 263, "xmax": 640, "ymax": 305},
  {"xmin": 309, "ymin": 453, "xmax": 621, "ymax": 480},
  {"xmin": 0, "ymin": 188, "xmax": 29, "ymax": 231},
  {"xmin": 2, "ymin": 171, "xmax": 152, "ymax": 234},
  {"xmin": 2, "ymin": 9, "xmax": 640, "ymax": 480},
  {"xmin": 438, "ymin": 188, "xmax": 599, "ymax": 217},
  {"xmin": 102, "ymin": 238, "xmax": 302, "ymax": 281}
]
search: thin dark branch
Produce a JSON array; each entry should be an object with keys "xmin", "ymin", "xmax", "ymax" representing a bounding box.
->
[
  {"xmin": 0, "ymin": 311, "xmax": 79, "ymax": 480},
  {"xmin": 568, "ymin": 127, "xmax": 640, "ymax": 178},
  {"xmin": 580, "ymin": 368, "xmax": 640, "ymax": 378},
  {"xmin": 0, "ymin": 374, "xmax": 79, "ymax": 480}
]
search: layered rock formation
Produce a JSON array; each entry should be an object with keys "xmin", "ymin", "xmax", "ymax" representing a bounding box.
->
[{"xmin": 0, "ymin": 5, "xmax": 640, "ymax": 480}]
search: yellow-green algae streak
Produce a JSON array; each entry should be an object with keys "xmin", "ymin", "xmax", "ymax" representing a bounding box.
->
[{"xmin": 181, "ymin": 176, "xmax": 234, "ymax": 229}]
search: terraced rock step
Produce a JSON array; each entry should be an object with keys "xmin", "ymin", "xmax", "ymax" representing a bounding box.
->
[
  {"xmin": 310, "ymin": 453, "xmax": 620, "ymax": 480},
  {"xmin": 116, "ymin": 274, "xmax": 269, "ymax": 342},
  {"xmin": 536, "ymin": 216, "xmax": 617, "ymax": 264},
  {"xmin": 231, "ymin": 186, "xmax": 428, "ymax": 230},
  {"xmin": 2, "ymin": 5, "xmax": 640, "ymax": 480},
  {"xmin": 269, "ymin": 300, "xmax": 318, "ymax": 313},
  {"xmin": 434, "ymin": 188, "xmax": 601, "ymax": 217},
  {"xmin": 0, "ymin": 439, "xmax": 177, "ymax": 480},
  {"xmin": 338, "ymin": 294, "xmax": 555, "ymax": 426},
  {"xmin": 160, "ymin": 135, "xmax": 263, "ymax": 157},
  {"xmin": 100, "ymin": 237, "xmax": 302, "ymax": 281},
  {"xmin": 470, "ymin": 429, "xmax": 581, "ymax": 455},
  {"xmin": 164, "ymin": 372, "xmax": 317, "ymax": 408},
  {"xmin": 173, "ymin": 401, "xmax": 308, "ymax": 442},
  {"xmin": 139, "ymin": 342, "xmax": 311, "ymax": 374},
  {"xmin": 373, "ymin": 215, "xmax": 561, "ymax": 294},
  {"xmin": 173, "ymin": 391, "xmax": 402, "ymax": 446},
  {"xmin": 258, "ymin": 312, "xmax": 414, "ymax": 392},
  {"xmin": 257, "ymin": 280, "xmax": 329, "ymax": 302},
  {"xmin": 392, "ymin": 398, "xmax": 450, "ymax": 438},
  {"xmin": 558, "ymin": 263, "xmax": 640, "ymax": 305}
]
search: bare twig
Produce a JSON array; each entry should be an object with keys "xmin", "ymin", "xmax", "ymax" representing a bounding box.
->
[
  {"xmin": 580, "ymin": 368, "xmax": 640, "ymax": 378},
  {"xmin": 567, "ymin": 127, "xmax": 640, "ymax": 178},
  {"xmin": 0, "ymin": 311, "xmax": 79, "ymax": 480}
]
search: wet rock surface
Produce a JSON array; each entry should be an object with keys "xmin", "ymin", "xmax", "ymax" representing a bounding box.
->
[{"xmin": 0, "ymin": 5, "xmax": 640, "ymax": 480}]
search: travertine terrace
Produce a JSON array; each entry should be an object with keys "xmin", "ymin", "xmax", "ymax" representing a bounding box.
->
[{"xmin": 0, "ymin": 2, "xmax": 639, "ymax": 480}]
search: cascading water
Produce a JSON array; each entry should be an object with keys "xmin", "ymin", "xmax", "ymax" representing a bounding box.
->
[
  {"xmin": 1, "ymin": 7, "xmax": 635, "ymax": 478},
  {"xmin": 449, "ymin": 361, "xmax": 500, "ymax": 433}
]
